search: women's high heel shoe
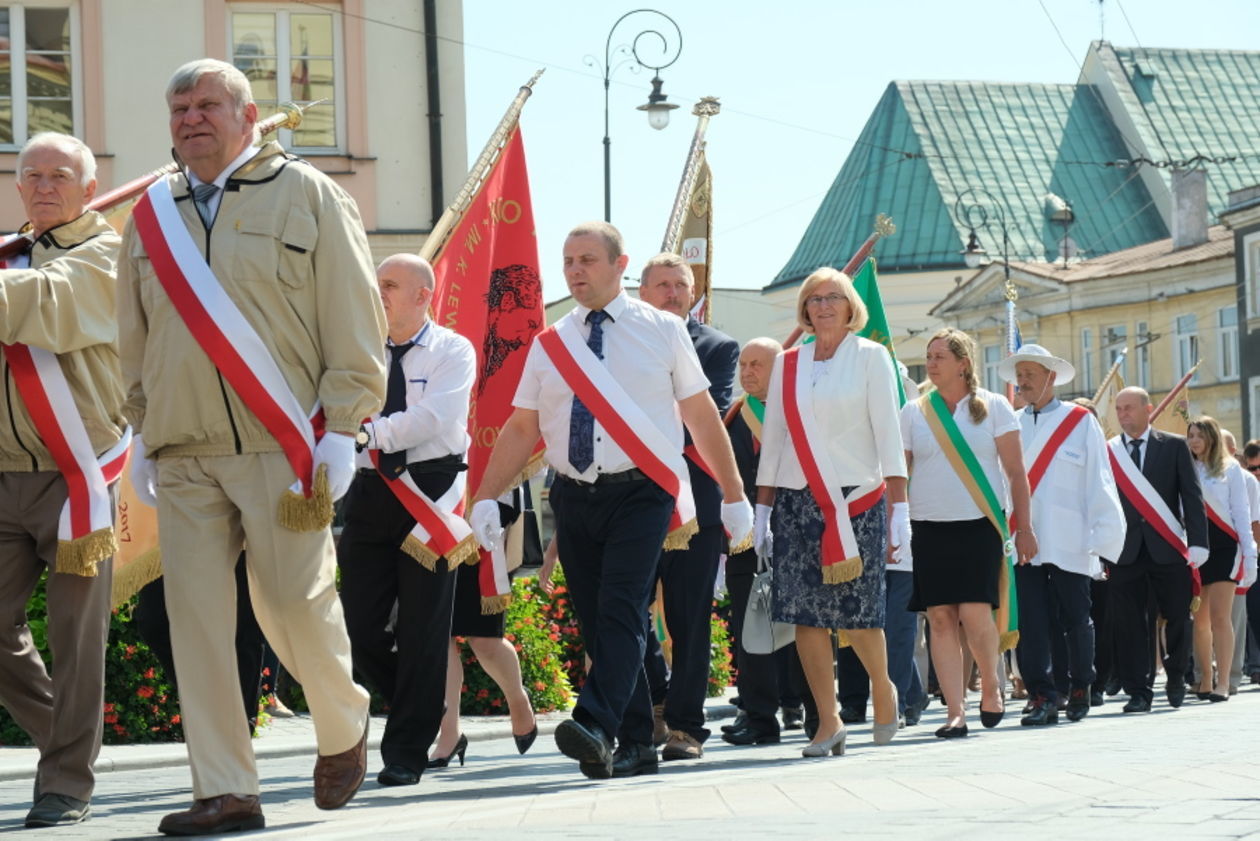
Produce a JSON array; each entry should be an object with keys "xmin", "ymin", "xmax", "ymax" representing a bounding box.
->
[
  {"xmin": 872, "ymin": 685, "xmax": 900, "ymax": 746},
  {"xmin": 801, "ymin": 726, "xmax": 847, "ymax": 757},
  {"xmin": 426, "ymin": 733, "xmax": 468, "ymax": 769},
  {"xmin": 514, "ymin": 722, "xmax": 539, "ymax": 755}
]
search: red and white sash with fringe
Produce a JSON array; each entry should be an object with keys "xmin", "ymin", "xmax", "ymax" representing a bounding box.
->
[
  {"xmin": 369, "ymin": 449, "xmax": 477, "ymax": 569},
  {"xmin": 1200, "ymin": 481, "xmax": 1245, "ymax": 583},
  {"xmin": 132, "ymin": 179, "xmax": 326, "ymax": 518},
  {"xmin": 1009, "ymin": 404, "xmax": 1089, "ymax": 531},
  {"xmin": 537, "ymin": 317, "xmax": 697, "ymax": 549},
  {"xmin": 1107, "ymin": 438, "xmax": 1189, "ymax": 561},
  {"xmin": 780, "ymin": 344, "xmax": 884, "ymax": 581}
]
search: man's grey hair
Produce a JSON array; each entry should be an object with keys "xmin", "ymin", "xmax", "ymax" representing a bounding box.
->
[
  {"xmin": 640, "ymin": 252, "xmax": 694, "ymax": 287},
  {"xmin": 17, "ymin": 132, "xmax": 96, "ymax": 186},
  {"xmin": 742, "ymin": 336, "xmax": 783, "ymax": 356},
  {"xmin": 166, "ymin": 58, "xmax": 255, "ymax": 114}
]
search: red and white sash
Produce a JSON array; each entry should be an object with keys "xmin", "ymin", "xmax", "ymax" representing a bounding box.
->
[
  {"xmin": 1107, "ymin": 438, "xmax": 1189, "ymax": 561},
  {"xmin": 132, "ymin": 179, "xmax": 328, "ymax": 530},
  {"xmin": 369, "ymin": 450, "xmax": 477, "ymax": 570},
  {"xmin": 1010, "ymin": 404, "xmax": 1089, "ymax": 531},
  {"xmin": 780, "ymin": 345, "xmax": 884, "ymax": 584},
  {"xmin": 1200, "ymin": 481, "xmax": 1244, "ymax": 582},
  {"xmin": 537, "ymin": 318, "xmax": 697, "ymax": 549}
]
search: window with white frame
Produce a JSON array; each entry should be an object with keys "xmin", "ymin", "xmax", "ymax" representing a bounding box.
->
[
  {"xmin": 1103, "ymin": 324, "xmax": 1128, "ymax": 383},
  {"xmin": 229, "ymin": 5, "xmax": 343, "ymax": 151},
  {"xmin": 1252, "ymin": 376, "xmax": 1260, "ymax": 441},
  {"xmin": 1080, "ymin": 327, "xmax": 1095, "ymax": 393},
  {"xmin": 1174, "ymin": 313, "xmax": 1200, "ymax": 383},
  {"xmin": 1136, "ymin": 320, "xmax": 1151, "ymax": 389},
  {"xmin": 0, "ymin": 4, "xmax": 78, "ymax": 147},
  {"xmin": 983, "ymin": 344, "xmax": 1001, "ymax": 393},
  {"xmin": 1218, "ymin": 306, "xmax": 1238, "ymax": 381},
  {"xmin": 1248, "ymin": 235, "xmax": 1260, "ymax": 319}
]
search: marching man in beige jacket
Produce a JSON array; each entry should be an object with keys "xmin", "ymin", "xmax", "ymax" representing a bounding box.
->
[
  {"xmin": 0, "ymin": 132, "xmax": 126, "ymax": 828},
  {"xmin": 117, "ymin": 59, "xmax": 387, "ymax": 836}
]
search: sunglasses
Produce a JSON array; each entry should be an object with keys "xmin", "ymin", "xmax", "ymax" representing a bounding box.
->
[{"xmin": 1249, "ymin": 463, "xmax": 1260, "ymax": 473}]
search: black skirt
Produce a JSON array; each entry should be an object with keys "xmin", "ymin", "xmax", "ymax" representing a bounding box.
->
[
  {"xmin": 449, "ymin": 559, "xmax": 507, "ymax": 638},
  {"xmin": 1200, "ymin": 521, "xmax": 1239, "ymax": 586},
  {"xmin": 908, "ymin": 517, "xmax": 1002, "ymax": 611}
]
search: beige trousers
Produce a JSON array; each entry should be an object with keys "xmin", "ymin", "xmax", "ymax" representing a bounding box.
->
[
  {"xmin": 157, "ymin": 452, "xmax": 368, "ymax": 799},
  {"xmin": 0, "ymin": 471, "xmax": 112, "ymax": 803}
]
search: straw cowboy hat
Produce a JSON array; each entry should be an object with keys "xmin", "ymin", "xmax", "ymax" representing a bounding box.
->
[{"xmin": 998, "ymin": 343, "xmax": 1075, "ymax": 386}]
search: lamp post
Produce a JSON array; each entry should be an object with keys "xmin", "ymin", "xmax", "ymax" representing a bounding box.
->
[
  {"xmin": 952, "ymin": 187, "xmax": 1020, "ymax": 365},
  {"xmin": 585, "ymin": 9, "xmax": 682, "ymax": 222}
]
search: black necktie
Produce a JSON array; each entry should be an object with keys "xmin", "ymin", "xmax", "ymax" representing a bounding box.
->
[
  {"xmin": 567, "ymin": 310, "xmax": 609, "ymax": 473},
  {"xmin": 379, "ymin": 341, "xmax": 414, "ymax": 478},
  {"xmin": 1128, "ymin": 438, "xmax": 1142, "ymax": 469},
  {"xmin": 192, "ymin": 183, "xmax": 219, "ymax": 226}
]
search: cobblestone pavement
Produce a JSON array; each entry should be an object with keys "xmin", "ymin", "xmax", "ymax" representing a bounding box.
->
[{"xmin": 2, "ymin": 684, "xmax": 1258, "ymax": 839}]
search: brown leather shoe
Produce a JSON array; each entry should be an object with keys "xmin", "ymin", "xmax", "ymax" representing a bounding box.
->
[
  {"xmin": 651, "ymin": 703, "xmax": 669, "ymax": 747},
  {"xmin": 158, "ymin": 794, "xmax": 264, "ymax": 836},
  {"xmin": 314, "ymin": 718, "xmax": 369, "ymax": 810},
  {"xmin": 661, "ymin": 729, "xmax": 703, "ymax": 761}
]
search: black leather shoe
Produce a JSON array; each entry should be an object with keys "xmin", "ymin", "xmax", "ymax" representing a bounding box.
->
[
  {"xmin": 1104, "ymin": 678, "xmax": 1122, "ymax": 696},
  {"xmin": 554, "ymin": 718, "xmax": 613, "ymax": 780},
  {"xmin": 721, "ymin": 711, "xmax": 749, "ymax": 734},
  {"xmin": 25, "ymin": 793, "xmax": 90, "ymax": 828},
  {"xmin": 1208, "ymin": 693, "xmax": 1229, "ymax": 703},
  {"xmin": 1165, "ymin": 682, "xmax": 1186, "ymax": 709},
  {"xmin": 721, "ymin": 724, "xmax": 781, "ymax": 746},
  {"xmin": 1090, "ymin": 689, "xmax": 1104, "ymax": 708},
  {"xmin": 514, "ymin": 724, "xmax": 539, "ymax": 755},
  {"xmin": 934, "ymin": 723, "xmax": 968, "ymax": 739},
  {"xmin": 839, "ymin": 705, "xmax": 866, "ymax": 724},
  {"xmin": 377, "ymin": 764, "xmax": 421, "ymax": 786},
  {"xmin": 1020, "ymin": 699, "xmax": 1059, "ymax": 726},
  {"xmin": 427, "ymin": 733, "xmax": 468, "ymax": 768},
  {"xmin": 1064, "ymin": 689, "xmax": 1090, "ymax": 722},
  {"xmin": 1122, "ymin": 695, "xmax": 1151, "ymax": 713},
  {"xmin": 979, "ymin": 704, "xmax": 1005, "ymax": 728},
  {"xmin": 611, "ymin": 743, "xmax": 658, "ymax": 777},
  {"xmin": 780, "ymin": 705, "xmax": 804, "ymax": 730}
]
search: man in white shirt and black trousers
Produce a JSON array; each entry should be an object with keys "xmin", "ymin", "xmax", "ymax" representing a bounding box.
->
[
  {"xmin": 470, "ymin": 221, "xmax": 753, "ymax": 780},
  {"xmin": 337, "ymin": 254, "xmax": 476, "ymax": 787}
]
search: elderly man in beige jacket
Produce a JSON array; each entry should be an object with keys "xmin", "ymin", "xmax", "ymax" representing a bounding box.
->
[{"xmin": 117, "ymin": 59, "xmax": 387, "ymax": 836}]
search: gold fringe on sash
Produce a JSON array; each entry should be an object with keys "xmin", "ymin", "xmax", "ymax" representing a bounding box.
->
[
  {"xmin": 998, "ymin": 629, "xmax": 1020, "ymax": 653},
  {"xmin": 663, "ymin": 518, "xmax": 699, "ymax": 551},
  {"xmin": 836, "ymin": 630, "xmax": 851, "ymax": 649},
  {"xmin": 728, "ymin": 531, "xmax": 754, "ymax": 555},
  {"xmin": 1189, "ymin": 596, "xmax": 1202, "ymax": 614},
  {"xmin": 480, "ymin": 593, "xmax": 512, "ymax": 615},
  {"xmin": 401, "ymin": 533, "xmax": 479, "ymax": 571},
  {"xmin": 111, "ymin": 547, "xmax": 163, "ymax": 607},
  {"xmin": 821, "ymin": 555, "xmax": 862, "ymax": 585},
  {"xmin": 277, "ymin": 464, "xmax": 334, "ymax": 532},
  {"xmin": 55, "ymin": 527, "xmax": 117, "ymax": 577}
]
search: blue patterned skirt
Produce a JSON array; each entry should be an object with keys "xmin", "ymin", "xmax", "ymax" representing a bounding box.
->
[{"xmin": 770, "ymin": 486, "xmax": 887, "ymax": 629}]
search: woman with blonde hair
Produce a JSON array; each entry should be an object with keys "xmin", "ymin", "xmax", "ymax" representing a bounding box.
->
[
  {"xmin": 756, "ymin": 267, "xmax": 909, "ymax": 757},
  {"xmin": 898, "ymin": 328, "xmax": 1035, "ymax": 738},
  {"xmin": 1186, "ymin": 416, "xmax": 1258, "ymax": 701}
]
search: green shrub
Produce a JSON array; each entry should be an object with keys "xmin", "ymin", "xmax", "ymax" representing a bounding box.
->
[{"xmin": 708, "ymin": 608, "xmax": 734, "ymax": 697}]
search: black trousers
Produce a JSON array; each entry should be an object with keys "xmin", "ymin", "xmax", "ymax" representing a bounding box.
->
[
  {"xmin": 725, "ymin": 547, "xmax": 781, "ymax": 733},
  {"xmin": 1107, "ymin": 548, "xmax": 1192, "ymax": 702},
  {"xmin": 1090, "ymin": 577, "xmax": 1112, "ymax": 692},
  {"xmin": 551, "ymin": 476, "xmax": 674, "ymax": 747},
  {"xmin": 134, "ymin": 552, "xmax": 264, "ymax": 735},
  {"xmin": 337, "ymin": 471, "xmax": 457, "ymax": 772},
  {"xmin": 1015, "ymin": 563, "xmax": 1094, "ymax": 703}
]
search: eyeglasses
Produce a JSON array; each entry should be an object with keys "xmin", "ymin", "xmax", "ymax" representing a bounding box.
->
[
  {"xmin": 805, "ymin": 293, "xmax": 845, "ymax": 308},
  {"xmin": 1248, "ymin": 463, "xmax": 1260, "ymax": 473}
]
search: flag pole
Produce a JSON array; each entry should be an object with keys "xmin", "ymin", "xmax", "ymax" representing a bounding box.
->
[
  {"xmin": 1149, "ymin": 359, "xmax": 1201, "ymax": 423},
  {"xmin": 420, "ymin": 70, "xmax": 544, "ymax": 263},
  {"xmin": 783, "ymin": 213, "xmax": 895, "ymax": 348},
  {"xmin": 662, "ymin": 96, "xmax": 720, "ymax": 253},
  {"xmin": 1091, "ymin": 348, "xmax": 1127, "ymax": 404}
]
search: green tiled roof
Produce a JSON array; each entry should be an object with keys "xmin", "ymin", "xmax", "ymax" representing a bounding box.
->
[{"xmin": 769, "ymin": 78, "xmax": 1168, "ymax": 288}]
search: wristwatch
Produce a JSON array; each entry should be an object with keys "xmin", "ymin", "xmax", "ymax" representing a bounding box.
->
[{"xmin": 354, "ymin": 424, "xmax": 371, "ymax": 453}]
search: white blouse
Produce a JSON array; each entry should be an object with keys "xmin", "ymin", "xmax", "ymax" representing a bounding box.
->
[
  {"xmin": 756, "ymin": 334, "xmax": 907, "ymax": 490},
  {"xmin": 1197, "ymin": 459, "xmax": 1259, "ymax": 560},
  {"xmin": 900, "ymin": 388, "xmax": 1020, "ymax": 521}
]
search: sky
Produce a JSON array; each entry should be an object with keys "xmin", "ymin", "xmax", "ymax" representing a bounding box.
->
[{"xmin": 459, "ymin": 0, "xmax": 1259, "ymax": 303}]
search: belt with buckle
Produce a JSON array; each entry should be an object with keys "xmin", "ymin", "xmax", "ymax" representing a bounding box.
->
[{"xmin": 560, "ymin": 468, "xmax": 649, "ymax": 487}]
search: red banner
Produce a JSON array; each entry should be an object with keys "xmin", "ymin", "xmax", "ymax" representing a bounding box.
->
[{"xmin": 431, "ymin": 126, "xmax": 543, "ymax": 609}]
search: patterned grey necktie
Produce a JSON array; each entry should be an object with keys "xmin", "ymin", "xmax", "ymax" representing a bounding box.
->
[{"xmin": 192, "ymin": 183, "xmax": 220, "ymax": 226}]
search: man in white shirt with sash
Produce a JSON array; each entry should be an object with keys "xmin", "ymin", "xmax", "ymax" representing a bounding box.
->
[
  {"xmin": 999, "ymin": 345, "xmax": 1124, "ymax": 726},
  {"xmin": 117, "ymin": 59, "xmax": 387, "ymax": 834},
  {"xmin": 1107, "ymin": 387, "xmax": 1208, "ymax": 713},
  {"xmin": 470, "ymin": 221, "xmax": 753, "ymax": 780},
  {"xmin": 337, "ymin": 254, "xmax": 476, "ymax": 788},
  {"xmin": 0, "ymin": 132, "xmax": 127, "ymax": 828}
]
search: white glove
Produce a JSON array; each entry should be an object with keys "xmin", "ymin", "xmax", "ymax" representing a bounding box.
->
[
  {"xmin": 471, "ymin": 499, "xmax": 503, "ymax": 551},
  {"xmin": 721, "ymin": 498, "xmax": 754, "ymax": 550},
  {"xmin": 1188, "ymin": 545, "xmax": 1209, "ymax": 569},
  {"xmin": 1242, "ymin": 556, "xmax": 1258, "ymax": 590},
  {"xmin": 129, "ymin": 434, "xmax": 158, "ymax": 508},
  {"xmin": 313, "ymin": 432, "xmax": 356, "ymax": 502},
  {"xmin": 754, "ymin": 503, "xmax": 774, "ymax": 557},
  {"xmin": 890, "ymin": 501, "xmax": 912, "ymax": 564}
]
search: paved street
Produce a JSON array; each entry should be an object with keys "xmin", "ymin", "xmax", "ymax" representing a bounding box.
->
[{"xmin": 3, "ymin": 685, "xmax": 1258, "ymax": 840}]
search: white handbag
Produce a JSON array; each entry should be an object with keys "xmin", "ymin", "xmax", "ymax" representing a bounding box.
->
[{"xmin": 741, "ymin": 546, "xmax": 795, "ymax": 654}]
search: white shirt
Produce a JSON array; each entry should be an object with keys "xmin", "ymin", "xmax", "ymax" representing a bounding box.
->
[
  {"xmin": 1243, "ymin": 468, "xmax": 1260, "ymax": 524},
  {"xmin": 187, "ymin": 143, "xmax": 261, "ymax": 221},
  {"xmin": 356, "ymin": 320, "xmax": 476, "ymax": 469},
  {"xmin": 1120, "ymin": 429, "xmax": 1150, "ymax": 471},
  {"xmin": 1197, "ymin": 459, "xmax": 1259, "ymax": 561},
  {"xmin": 756, "ymin": 334, "xmax": 907, "ymax": 490},
  {"xmin": 900, "ymin": 388, "xmax": 1020, "ymax": 521},
  {"xmin": 513, "ymin": 290, "xmax": 709, "ymax": 482},
  {"xmin": 1018, "ymin": 401, "xmax": 1125, "ymax": 575}
]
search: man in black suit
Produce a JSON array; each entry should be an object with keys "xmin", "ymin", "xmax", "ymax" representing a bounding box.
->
[
  {"xmin": 1108, "ymin": 387, "xmax": 1208, "ymax": 712},
  {"xmin": 636, "ymin": 253, "xmax": 739, "ymax": 762}
]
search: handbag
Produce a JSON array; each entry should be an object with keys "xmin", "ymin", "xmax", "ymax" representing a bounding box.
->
[{"xmin": 741, "ymin": 545, "xmax": 795, "ymax": 654}]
